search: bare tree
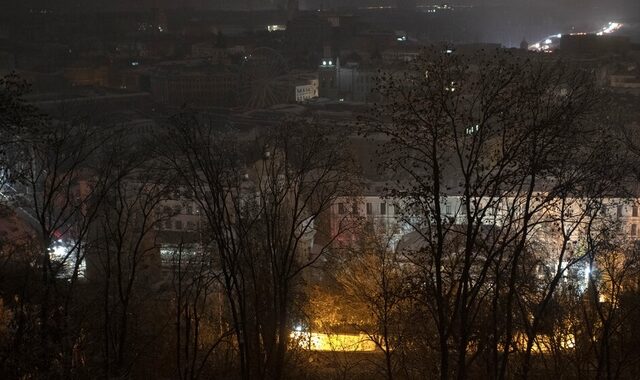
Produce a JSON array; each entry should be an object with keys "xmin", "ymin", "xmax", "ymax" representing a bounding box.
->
[
  {"xmin": 0, "ymin": 95, "xmax": 134, "ymax": 376},
  {"xmin": 367, "ymin": 47, "xmax": 616, "ymax": 379},
  {"xmin": 0, "ymin": 74, "xmax": 42, "ymax": 195},
  {"xmin": 161, "ymin": 113, "xmax": 357, "ymax": 379},
  {"xmin": 337, "ymin": 223, "xmax": 410, "ymax": 380},
  {"xmin": 89, "ymin": 153, "xmax": 175, "ymax": 378},
  {"xmin": 579, "ymin": 219, "xmax": 640, "ymax": 380},
  {"xmin": 171, "ymin": 242, "xmax": 235, "ymax": 380}
]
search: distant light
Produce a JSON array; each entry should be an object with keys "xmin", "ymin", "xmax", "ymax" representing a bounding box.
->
[
  {"xmin": 267, "ymin": 24, "xmax": 286, "ymax": 32},
  {"xmin": 600, "ymin": 21, "xmax": 622, "ymax": 35},
  {"xmin": 556, "ymin": 33, "xmax": 562, "ymax": 38},
  {"xmin": 322, "ymin": 60, "xmax": 327, "ymax": 66},
  {"xmin": 52, "ymin": 245, "xmax": 66, "ymax": 258},
  {"xmin": 465, "ymin": 124, "xmax": 480, "ymax": 135},
  {"xmin": 445, "ymin": 49, "xmax": 453, "ymax": 54},
  {"xmin": 583, "ymin": 263, "xmax": 592, "ymax": 288},
  {"xmin": 295, "ymin": 325, "xmax": 303, "ymax": 332},
  {"xmin": 544, "ymin": 38, "xmax": 552, "ymax": 44},
  {"xmin": 328, "ymin": 60, "xmax": 332, "ymax": 65},
  {"xmin": 131, "ymin": 61, "xmax": 139, "ymax": 66},
  {"xmin": 291, "ymin": 331, "xmax": 377, "ymax": 352}
]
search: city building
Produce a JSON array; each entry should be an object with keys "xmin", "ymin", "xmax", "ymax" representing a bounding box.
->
[{"xmin": 149, "ymin": 61, "xmax": 239, "ymax": 108}]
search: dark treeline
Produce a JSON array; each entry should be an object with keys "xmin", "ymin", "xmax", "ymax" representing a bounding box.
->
[{"xmin": 1, "ymin": 49, "xmax": 640, "ymax": 380}]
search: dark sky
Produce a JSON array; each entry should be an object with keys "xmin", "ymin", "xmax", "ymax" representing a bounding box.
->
[
  {"xmin": 3, "ymin": 0, "xmax": 638, "ymax": 31},
  {"xmin": 6, "ymin": 0, "xmax": 639, "ymax": 11},
  {"xmin": 0, "ymin": 0, "xmax": 637, "ymax": 47}
]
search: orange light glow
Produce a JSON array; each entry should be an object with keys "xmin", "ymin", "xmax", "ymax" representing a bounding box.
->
[{"xmin": 290, "ymin": 331, "xmax": 377, "ymax": 352}]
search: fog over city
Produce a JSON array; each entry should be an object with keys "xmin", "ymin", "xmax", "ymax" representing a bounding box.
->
[{"xmin": 0, "ymin": 0, "xmax": 640, "ymax": 378}]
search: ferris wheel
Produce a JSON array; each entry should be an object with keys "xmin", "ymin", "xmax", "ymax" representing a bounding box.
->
[{"xmin": 238, "ymin": 47, "xmax": 290, "ymax": 110}]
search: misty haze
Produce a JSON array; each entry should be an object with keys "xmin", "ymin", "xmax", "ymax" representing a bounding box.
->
[{"xmin": 0, "ymin": 0, "xmax": 639, "ymax": 379}]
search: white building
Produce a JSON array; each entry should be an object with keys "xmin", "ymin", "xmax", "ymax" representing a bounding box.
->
[{"xmin": 295, "ymin": 81, "xmax": 319, "ymax": 102}]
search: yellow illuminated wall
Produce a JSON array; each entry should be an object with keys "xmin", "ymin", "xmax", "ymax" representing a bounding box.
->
[{"xmin": 291, "ymin": 331, "xmax": 378, "ymax": 352}]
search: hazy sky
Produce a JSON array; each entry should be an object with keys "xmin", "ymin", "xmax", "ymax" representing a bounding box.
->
[
  {"xmin": 5, "ymin": 0, "xmax": 639, "ymax": 10},
  {"xmin": 3, "ymin": 0, "xmax": 638, "ymax": 25}
]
